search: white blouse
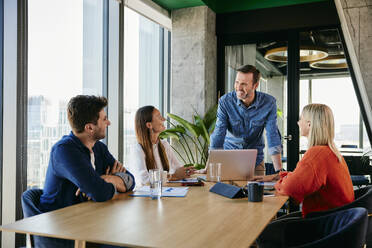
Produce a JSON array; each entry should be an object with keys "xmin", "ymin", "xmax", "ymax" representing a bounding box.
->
[{"xmin": 128, "ymin": 140, "xmax": 182, "ymax": 187}]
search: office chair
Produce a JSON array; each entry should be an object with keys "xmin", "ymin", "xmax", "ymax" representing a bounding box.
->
[
  {"xmin": 305, "ymin": 186, "xmax": 372, "ymax": 247},
  {"xmin": 275, "ymin": 186, "xmax": 372, "ymax": 247},
  {"xmin": 21, "ymin": 188, "xmax": 74, "ymax": 248},
  {"xmin": 257, "ymin": 207, "xmax": 368, "ymax": 248}
]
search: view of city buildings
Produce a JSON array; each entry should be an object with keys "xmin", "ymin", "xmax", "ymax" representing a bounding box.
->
[{"xmin": 27, "ymin": 96, "xmax": 70, "ymax": 188}]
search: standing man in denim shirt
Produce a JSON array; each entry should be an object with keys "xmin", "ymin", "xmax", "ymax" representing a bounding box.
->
[{"xmin": 210, "ymin": 65, "xmax": 283, "ymax": 175}]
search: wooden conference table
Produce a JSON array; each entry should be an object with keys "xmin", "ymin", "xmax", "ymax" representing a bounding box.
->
[{"xmin": 1, "ymin": 182, "xmax": 288, "ymax": 248}]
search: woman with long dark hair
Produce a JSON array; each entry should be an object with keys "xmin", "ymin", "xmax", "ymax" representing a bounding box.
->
[{"xmin": 129, "ymin": 105, "xmax": 194, "ymax": 187}]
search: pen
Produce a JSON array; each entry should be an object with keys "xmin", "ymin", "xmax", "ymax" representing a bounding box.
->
[{"xmin": 165, "ymin": 188, "xmax": 174, "ymax": 192}]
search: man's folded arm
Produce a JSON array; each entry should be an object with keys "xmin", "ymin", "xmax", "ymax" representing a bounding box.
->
[
  {"xmin": 102, "ymin": 147, "xmax": 136, "ymax": 192},
  {"xmin": 52, "ymin": 144, "xmax": 115, "ymax": 201},
  {"xmin": 114, "ymin": 171, "xmax": 135, "ymax": 192}
]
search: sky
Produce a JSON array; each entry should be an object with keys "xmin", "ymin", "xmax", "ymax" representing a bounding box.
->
[{"xmin": 28, "ymin": 1, "xmax": 141, "ymax": 125}]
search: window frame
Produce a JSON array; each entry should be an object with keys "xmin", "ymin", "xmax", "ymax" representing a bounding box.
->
[
  {"xmin": 121, "ymin": 5, "xmax": 171, "ymax": 164},
  {"xmin": 0, "ymin": 0, "xmax": 4, "ymax": 245}
]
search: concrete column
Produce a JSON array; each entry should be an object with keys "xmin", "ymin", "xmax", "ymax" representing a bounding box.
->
[
  {"xmin": 171, "ymin": 6, "xmax": 217, "ymax": 121},
  {"xmin": 336, "ymin": 0, "xmax": 372, "ymax": 135}
]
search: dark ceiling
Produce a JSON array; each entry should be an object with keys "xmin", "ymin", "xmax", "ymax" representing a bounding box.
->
[
  {"xmin": 255, "ymin": 28, "xmax": 348, "ymax": 77},
  {"xmin": 150, "ymin": 1, "xmax": 345, "ymax": 77},
  {"xmin": 151, "ymin": 0, "xmax": 328, "ymax": 13}
]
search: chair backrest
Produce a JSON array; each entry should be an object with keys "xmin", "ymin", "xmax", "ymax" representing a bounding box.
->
[
  {"xmin": 21, "ymin": 188, "xmax": 43, "ymax": 218},
  {"xmin": 21, "ymin": 188, "xmax": 75, "ymax": 248},
  {"xmin": 289, "ymin": 207, "xmax": 368, "ymax": 248},
  {"xmin": 306, "ymin": 186, "xmax": 372, "ymax": 246},
  {"xmin": 258, "ymin": 208, "xmax": 368, "ymax": 248}
]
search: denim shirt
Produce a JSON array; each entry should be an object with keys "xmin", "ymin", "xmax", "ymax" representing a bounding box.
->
[{"xmin": 210, "ymin": 91, "xmax": 282, "ymax": 166}]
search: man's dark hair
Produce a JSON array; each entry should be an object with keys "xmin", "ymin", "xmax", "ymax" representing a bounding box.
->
[
  {"xmin": 236, "ymin": 64, "xmax": 261, "ymax": 84},
  {"xmin": 67, "ymin": 95, "xmax": 108, "ymax": 133}
]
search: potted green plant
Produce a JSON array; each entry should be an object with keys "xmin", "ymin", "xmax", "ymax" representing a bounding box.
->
[{"xmin": 159, "ymin": 105, "xmax": 217, "ymax": 170}]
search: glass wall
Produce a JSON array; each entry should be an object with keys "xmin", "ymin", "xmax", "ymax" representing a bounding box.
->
[
  {"xmin": 123, "ymin": 7, "xmax": 169, "ymax": 165},
  {"xmin": 299, "ymin": 28, "xmax": 368, "ymax": 152},
  {"xmin": 299, "ymin": 77, "xmax": 367, "ymax": 150},
  {"xmin": 27, "ymin": 0, "xmax": 104, "ymax": 189}
]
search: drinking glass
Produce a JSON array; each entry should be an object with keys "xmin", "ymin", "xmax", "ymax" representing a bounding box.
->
[
  {"xmin": 149, "ymin": 169, "xmax": 162, "ymax": 199},
  {"xmin": 162, "ymin": 171, "xmax": 168, "ymax": 185},
  {"xmin": 209, "ymin": 163, "xmax": 222, "ymax": 182}
]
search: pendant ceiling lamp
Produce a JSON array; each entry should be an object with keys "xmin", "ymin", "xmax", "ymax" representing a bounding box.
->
[
  {"xmin": 264, "ymin": 46, "xmax": 328, "ymax": 63},
  {"xmin": 309, "ymin": 55, "xmax": 347, "ymax": 69}
]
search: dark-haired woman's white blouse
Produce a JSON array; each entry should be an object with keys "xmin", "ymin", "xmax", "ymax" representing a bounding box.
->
[{"xmin": 128, "ymin": 140, "xmax": 182, "ymax": 187}]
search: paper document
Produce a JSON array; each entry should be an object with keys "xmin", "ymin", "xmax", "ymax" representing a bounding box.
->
[
  {"xmin": 130, "ymin": 186, "xmax": 189, "ymax": 197},
  {"xmin": 168, "ymin": 178, "xmax": 199, "ymax": 183}
]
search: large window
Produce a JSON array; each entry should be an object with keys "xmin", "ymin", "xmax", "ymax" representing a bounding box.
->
[
  {"xmin": 300, "ymin": 77, "xmax": 368, "ymax": 150},
  {"xmin": 27, "ymin": 0, "xmax": 105, "ymax": 189},
  {"xmin": 123, "ymin": 7, "xmax": 169, "ymax": 164}
]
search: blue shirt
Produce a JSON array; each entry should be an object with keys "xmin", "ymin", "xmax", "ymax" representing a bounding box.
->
[
  {"xmin": 210, "ymin": 91, "xmax": 282, "ymax": 165},
  {"xmin": 40, "ymin": 132, "xmax": 135, "ymax": 212}
]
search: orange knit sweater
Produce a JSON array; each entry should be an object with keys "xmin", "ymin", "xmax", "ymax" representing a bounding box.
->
[{"xmin": 275, "ymin": 145, "xmax": 354, "ymax": 217}]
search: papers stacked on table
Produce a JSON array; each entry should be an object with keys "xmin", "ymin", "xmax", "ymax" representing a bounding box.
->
[{"xmin": 130, "ymin": 186, "xmax": 189, "ymax": 197}]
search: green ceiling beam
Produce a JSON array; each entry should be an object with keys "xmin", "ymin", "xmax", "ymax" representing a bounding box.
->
[
  {"xmin": 152, "ymin": 0, "xmax": 328, "ymax": 13},
  {"xmin": 151, "ymin": 0, "xmax": 204, "ymax": 11},
  {"xmin": 202, "ymin": 0, "xmax": 328, "ymax": 13}
]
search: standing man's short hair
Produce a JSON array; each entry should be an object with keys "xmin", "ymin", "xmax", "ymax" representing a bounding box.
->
[
  {"xmin": 236, "ymin": 64, "xmax": 261, "ymax": 84},
  {"xmin": 67, "ymin": 95, "xmax": 108, "ymax": 133}
]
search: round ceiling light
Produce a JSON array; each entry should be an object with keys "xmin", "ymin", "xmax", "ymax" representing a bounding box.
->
[
  {"xmin": 264, "ymin": 46, "xmax": 328, "ymax": 63},
  {"xmin": 309, "ymin": 55, "xmax": 348, "ymax": 69}
]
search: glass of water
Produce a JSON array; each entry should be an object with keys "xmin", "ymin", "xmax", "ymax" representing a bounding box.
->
[
  {"xmin": 149, "ymin": 169, "xmax": 162, "ymax": 199},
  {"xmin": 209, "ymin": 163, "xmax": 222, "ymax": 182}
]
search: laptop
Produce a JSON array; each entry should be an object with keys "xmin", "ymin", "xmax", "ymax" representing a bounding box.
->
[{"xmin": 206, "ymin": 149, "xmax": 257, "ymax": 181}]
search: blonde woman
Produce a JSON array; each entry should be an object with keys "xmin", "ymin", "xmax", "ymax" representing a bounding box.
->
[
  {"xmin": 129, "ymin": 106, "xmax": 194, "ymax": 187},
  {"xmin": 275, "ymin": 104, "xmax": 354, "ymax": 217}
]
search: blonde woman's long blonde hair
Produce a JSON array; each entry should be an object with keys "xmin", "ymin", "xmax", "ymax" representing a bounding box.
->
[{"xmin": 301, "ymin": 104, "xmax": 342, "ymax": 162}]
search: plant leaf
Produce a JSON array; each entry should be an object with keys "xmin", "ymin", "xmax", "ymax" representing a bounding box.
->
[
  {"xmin": 277, "ymin": 108, "xmax": 283, "ymax": 119},
  {"xmin": 208, "ymin": 121, "xmax": 216, "ymax": 134},
  {"xmin": 167, "ymin": 113, "xmax": 200, "ymax": 137},
  {"xmin": 159, "ymin": 131, "xmax": 179, "ymax": 140},
  {"xmin": 184, "ymin": 163, "xmax": 205, "ymax": 170},
  {"xmin": 163, "ymin": 126, "xmax": 186, "ymax": 134},
  {"xmin": 203, "ymin": 104, "xmax": 218, "ymax": 130},
  {"xmin": 195, "ymin": 115, "xmax": 210, "ymax": 144}
]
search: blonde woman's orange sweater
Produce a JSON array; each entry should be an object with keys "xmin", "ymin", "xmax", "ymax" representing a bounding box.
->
[{"xmin": 275, "ymin": 145, "xmax": 354, "ymax": 217}]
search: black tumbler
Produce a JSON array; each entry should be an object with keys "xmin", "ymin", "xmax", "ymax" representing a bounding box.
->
[{"xmin": 247, "ymin": 182, "xmax": 264, "ymax": 202}]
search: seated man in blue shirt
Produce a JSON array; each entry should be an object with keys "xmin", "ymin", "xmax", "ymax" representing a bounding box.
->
[
  {"xmin": 40, "ymin": 95, "xmax": 135, "ymax": 213},
  {"xmin": 210, "ymin": 64, "xmax": 283, "ymax": 175}
]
